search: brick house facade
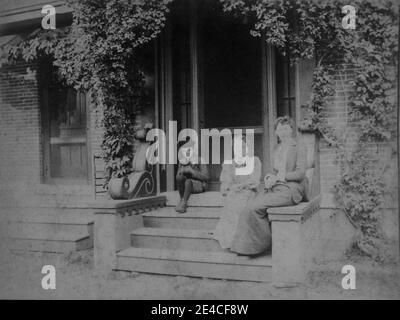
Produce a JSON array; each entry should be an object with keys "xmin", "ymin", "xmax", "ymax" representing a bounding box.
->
[{"xmin": 0, "ymin": 0, "xmax": 398, "ymax": 262}]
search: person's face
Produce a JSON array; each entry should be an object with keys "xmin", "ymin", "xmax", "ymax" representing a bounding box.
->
[
  {"xmin": 275, "ymin": 123, "xmax": 293, "ymax": 141},
  {"xmin": 179, "ymin": 146, "xmax": 197, "ymax": 164},
  {"xmin": 181, "ymin": 147, "xmax": 192, "ymax": 159},
  {"xmin": 233, "ymin": 139, "xmax": 247, "ymax": 161}
]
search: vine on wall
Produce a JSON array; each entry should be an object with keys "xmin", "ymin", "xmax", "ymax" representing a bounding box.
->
[
  {"xmin": 0, "ymin": 0, "xmax": 398, "ymax": 259},
  {"xmin": 220, "ymin": 0, "xmax": 398, "ymax": 260}
]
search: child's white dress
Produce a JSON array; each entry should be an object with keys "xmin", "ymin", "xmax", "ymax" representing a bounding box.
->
[{"xmin": 213, "ymin": 157, "xmax": 261, "ymax": 249}]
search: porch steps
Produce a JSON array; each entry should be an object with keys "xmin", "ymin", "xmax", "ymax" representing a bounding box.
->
[
  {"xmin": 164, "ymin": 191, "xmax": 224, "ymax": 207},
  {"xmin": 131, "ymin": 227, "xmax": 222, "ymax": 252},
  {"xmin": 0, "ymin": 208, "xmax": 94, "ymax": 253},
  {"xmin": 5, "ymin": 231, "xmax": 92, "ymax": 253},
  {"xmin": 117, "ymin": 247, "xmax": 272, "ymax": 282},
  {"xmin": 5, "ymin": 221, "xmax": 91, "ymax": 239},
  {"xmin": 115, "ymin": 191, "xmax": 272, "ymax": 282},
  {"xmin": 143, "ymin": 207, "xmax": 220, "ymax": 230}
]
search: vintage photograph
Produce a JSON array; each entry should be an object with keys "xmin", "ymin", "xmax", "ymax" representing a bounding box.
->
[{"xmin": 0, "ymin": 0, "xmax": 399, "ymax": 301}]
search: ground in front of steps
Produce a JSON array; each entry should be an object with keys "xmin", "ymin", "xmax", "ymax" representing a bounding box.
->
[{"xmin": 0, "ymin": 248, "xmax": 399, "ymax": 300}]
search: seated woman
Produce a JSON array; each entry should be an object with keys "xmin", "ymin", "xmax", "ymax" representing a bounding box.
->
[
  {"xmin": 175, "ymin": 140, "xmax": 209, "ymax": 213},
  {"xmin": 213, "ymin": 135, "xmax": 262, "ymax": 250},
  {"xmin": 230, "ymin": 116, "xmax": 307, "ymax": 256}
]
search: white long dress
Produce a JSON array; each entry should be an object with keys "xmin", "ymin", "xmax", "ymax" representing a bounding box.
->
[{"xmin": 213, "ymin": 157, "xmax": 262, "ymax": 249}]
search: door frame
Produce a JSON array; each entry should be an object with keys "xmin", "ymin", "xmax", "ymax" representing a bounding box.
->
[
  {"xmin": 157, "ymin": 1, "xmax": 200, "ymax": 192},
  {"xmin": 262, "ymin": 42, "xmax": 277, "ymax": 176},
  {"xmin": 157, "ymin": 20, "xmax": 174, "ymax": 192}
]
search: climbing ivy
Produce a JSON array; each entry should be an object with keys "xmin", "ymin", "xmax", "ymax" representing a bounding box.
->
[
  {"xmin": 220, "ymin": 0, "xmax": 398, "ymax": 260},
  {"xmin": 0, "ymin": 0, "xmax": 398, "ymax": 259}
]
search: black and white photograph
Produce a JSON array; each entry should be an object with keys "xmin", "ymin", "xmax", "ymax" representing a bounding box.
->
[{"xmin": 0, "ymin": 0, "xmax": 399, "ymax": 303}]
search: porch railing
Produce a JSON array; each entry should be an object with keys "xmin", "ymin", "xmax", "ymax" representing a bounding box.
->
[{"xmin": 93, "ymin": 154, "xmax": 107, "ymax": 199}]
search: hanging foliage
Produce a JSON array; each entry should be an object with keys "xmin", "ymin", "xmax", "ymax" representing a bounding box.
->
[{"xmin": 1, "ymin": 0, "xmax": 172, "ymax": 183}]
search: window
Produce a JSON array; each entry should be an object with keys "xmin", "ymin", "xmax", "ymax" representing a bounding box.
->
[{"xmin": 276, "ymin": 51, "xmax": 296, "ymax": 121}]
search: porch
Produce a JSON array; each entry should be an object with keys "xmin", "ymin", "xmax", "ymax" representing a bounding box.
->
[
  {"xmin": 0, "ymin": 0, "xmax": 358, "ymax": 285},
  {"xmin": 92, "ymin": 190, "xmax": 319, "ymax": 284}
]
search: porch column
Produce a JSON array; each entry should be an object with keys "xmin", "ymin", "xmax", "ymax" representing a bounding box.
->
[
  {"xmin": 268, "ymin": 197, "xmax": 320, "ymax": 285},
  {"xmin": 190, "ymin": 0, "xmax": 200, "ymax": 132}
]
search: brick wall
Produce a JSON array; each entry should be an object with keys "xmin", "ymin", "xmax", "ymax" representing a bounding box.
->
[
  {"xmin": 318, "ymin": 63, "xmax": 398, "ymax": 212},
  {"xmin": 0, "ymin": 60, "xmax": 107, "ymax": 195},
  {"xmin": 0, "ymin": 61, "xmax": 42, "ymax": 186}
]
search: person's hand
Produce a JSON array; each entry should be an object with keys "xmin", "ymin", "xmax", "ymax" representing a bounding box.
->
[
  {"xmin": 263, "ymin": 174, "xmax": 271, "ymax": 187},
  {"xmin": 276, "ymin": 170, "xmax": 286, "ymax": 182},
  {"xmin": 220, "ymin": 183, "xmax": 229, "ymax": 196},
  {"xmin": 264, "ymin": 174, "xmax": 277, "ymax": 189},
  {"xmin": 229, "ymin": 182, "xmax": 247, "ymax": 192}
]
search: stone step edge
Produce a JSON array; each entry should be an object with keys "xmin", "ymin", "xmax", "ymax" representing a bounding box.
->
[
  {"xmin": 131, "ymin": 227, "xmax": 215, "ymax": 240},
  {"xmin": 143, "ymin": 210, "xmax": 221, "ymax": 219},
  {"xmin": 162, "ymin": 192, "xmax": 224, "ymax": 208},
  {"xmin": 3, "ymin": 232, "xmax": 90, "ymax": 242},
  {"xmin": 3, "ymin": 218, "xmax": 94, "ymax": 226},
  {"xmin": 165, "ymin": 204, "xmax": 224, "ymax": 208},
  {"xmin": 117, "ymin": 247, "xmax": 272, "ymax": 267}
]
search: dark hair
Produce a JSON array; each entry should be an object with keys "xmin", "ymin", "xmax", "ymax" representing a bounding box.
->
[{"xmin": 274, "ymin": 116, "xmax": 295, "ymax": 131}]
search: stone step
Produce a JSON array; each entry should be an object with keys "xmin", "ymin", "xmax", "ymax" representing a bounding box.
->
[
  {"xmin": 162, "ymin": 191, "xmax": 224, "ymax": 208},
  {"xmin": 0, "ymin": 208, "xmax": 94, "ymax": 254},
  {"xmin": 1, "ymin": 207, "xmax": 96, "ymax": 221},
  {"xmin": 7, "ymin": 236, "xmax": 92, "ymax": 253},
  {"xmin": 4, "ymin": 227, "xmax": 89, "ymax": 241},
  {"xmin": 2, "ymin": 221, "xmax": 92, "ymax": 237},
  {"xmin": 0, "ymin": 195, "xmax": 97, "ymax": 208},
  {"xmin": 130, "ymin": 227, "xmax": 222, "ymax": 252},
  {"xmin": 3, "ymin": 209, "xmax": 95, "ymax": 224},
  {"xmin": 116, "ymin": 247, "xmax": 272, "ymax": 282},
  {"xmin": 143, "ymin": 207, "xmax": 221, "ymax": 230},
  {"xmin": 4, "ymin": 228, "xmax": 92, "ymax": 253}
]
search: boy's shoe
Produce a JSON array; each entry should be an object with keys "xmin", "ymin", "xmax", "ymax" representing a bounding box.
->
[{"xmin": 175, "ymin": 200, "xmax": 187, "ymax": 213}]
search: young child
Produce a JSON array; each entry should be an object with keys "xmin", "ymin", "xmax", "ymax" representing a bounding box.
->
[
  {"xmin": 175, "ymin": 140, "xmax": 209, "ymax": 213},
  {"xmin": 213, "ymin": 134, "xmax": 261, "ymax": 249}
]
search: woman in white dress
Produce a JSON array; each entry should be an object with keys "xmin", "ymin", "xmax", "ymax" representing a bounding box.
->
[{"xmin": 213, "ymin": 135, "xmax": 262, "ymax": 250}]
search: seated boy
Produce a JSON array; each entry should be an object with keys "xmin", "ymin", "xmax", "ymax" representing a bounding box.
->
[{"xmin": 175, "ymin": 140, "xmax": 209, "ymax": 213}]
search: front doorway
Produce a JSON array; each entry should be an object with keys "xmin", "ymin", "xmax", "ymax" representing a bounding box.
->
[
  {"xmin": 200, "ymin": 1, "xmax": 264, "ymax": 189},
  {"xmin": 156, "ymin": 0, "xmax": 296, "ymax": 192}
]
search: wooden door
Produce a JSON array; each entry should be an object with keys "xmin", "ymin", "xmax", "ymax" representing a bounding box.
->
[{"xmin": 42, "ymin": 87, "xmax": 90, "ymax": 184}]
